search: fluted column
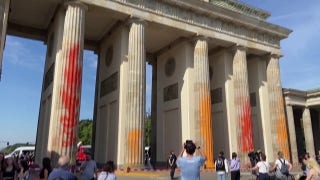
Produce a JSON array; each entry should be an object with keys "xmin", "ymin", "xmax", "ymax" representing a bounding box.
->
[
  {"xmin": 266, "ymin": 54, "xmax": 290, "ymax": 159},
  {"xmin": 232, "ymin": 46, "xmax": 254, "ymax": 160},
  {"xmin": 194, "ymin": 38, "xmax": 214, "ymax": 168},
  {"xmin": 286, "ymin": 105, "xmax": 299, "ymax": 165},
  {"xmin": 125, "ymin": 18, "xmax": 145, "ymax": 167},
  {"xmin": 303, "ymin": 107, "xmax": 315, "ymax": 156},
  {"xmin": 47, "ymin": 1, "xmax": 87, "ymax": 165},
  {"xmin": 0, "ymin": 0, "xmax": 9, "ymax": 80}
]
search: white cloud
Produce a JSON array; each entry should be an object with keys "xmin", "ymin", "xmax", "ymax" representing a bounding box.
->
[{"xmin": 3, "ymin": 36, "xmax": 45, "ymax": 72}]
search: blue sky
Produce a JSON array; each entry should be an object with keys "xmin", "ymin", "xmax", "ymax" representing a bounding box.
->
[{"xmin": 0, "ymin": 0, "xmax": 319, "ymax": 149}]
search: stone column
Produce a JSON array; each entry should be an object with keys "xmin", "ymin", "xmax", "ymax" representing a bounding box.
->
[
  {"xmin": 0, "ymin": 0, "xmax": 10, "ymax": 80},
  {"xmin": 194, "ymin": 38, "xmax": 214, "ymax": 168},
  {"xmin": 286, "ymin": 105, "xmax": 299, "ymax": 165},
  {"xmin": 303, "ymin": 107, "xmax": 315, "ymax": 156},
  {"xmin": 47, "ymin": 1, "xmax": 87, "ymax": 164},
  {"xmin": 232, "ymin": 46, "xmax": 254, "ymax": 160},
  {"xmin": 125, "ymin": 18, "xmax": 146, "ymax": 167},
  {"xmin": 266, "ymin": 54, "xmax": 290, "ymax": 159}
]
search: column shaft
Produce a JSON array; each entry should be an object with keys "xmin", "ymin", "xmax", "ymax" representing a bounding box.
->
[
  {"xmin": 286, "ymin": 105, "xmax": 299, "ymax": 165},
  {"xmin": 47, "ymin": 2, "xmax": 86, "ymax": 164},
  {"xmin": 233, "ymin": 47, "xmax": 254, "ymax": 158},
  {"xmin": 303, "ymin": 107, "xmax": 315, "ymax": 156},
  {"xmin": 126, "ymin": 20, "xmax": 145, "ymax": 166},
  {"xmin": 267, "ymin": 55, "xmax": 290, "ymax": 159},
  {"xmin": 0, "ymin": 0, "xmax": 9, "ymax": 79},
  {"xmin": 194, "ymin": 39, "xmax": 214, "ymax": 168}
]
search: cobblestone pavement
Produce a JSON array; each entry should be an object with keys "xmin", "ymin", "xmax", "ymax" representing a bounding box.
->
[{"xmin": 116, "ymin": 171, "xmax": 260, "ymax": 180}]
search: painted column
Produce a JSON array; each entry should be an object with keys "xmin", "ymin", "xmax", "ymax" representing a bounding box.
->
[
  {"xmin": 286, "ymin": 105, "xmax": 299, "ymax": 165},
  {"xmin": 126, "ymin": 18, "xmax": 145, "ymax": 167},
  {"xmin": 303, "ymin": 107, "xmax": 315, "ymax": 156},
  {"xmin": 266, "ymin": 54, "xmax": 290, "ymax": 159},
  {"xmin": 47, "ymin": 1, "xmax": 87, "ymax": 164},
  {"xmin": 0, "ymin": 0, "xmax": 10, "ymax": 80},
  {"xmin": 194, "ymin": 38, "xmax": 214, "ymax": 168},
  {"xmin": 232, "ymin": 46, "xmax": 254, "ymax": 160},
  {"xmin": 256, "ymin": 57, "xmax": 273, "ymax": 161}
]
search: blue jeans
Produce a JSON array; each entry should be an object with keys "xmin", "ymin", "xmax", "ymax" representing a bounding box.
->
[{"xmin": 217, "ymin": 172, "xmax": 227, "ymax": 180}]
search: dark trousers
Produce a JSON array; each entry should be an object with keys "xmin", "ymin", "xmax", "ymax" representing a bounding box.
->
[
  {"xmin": 231, "ymin": 170, "xmax": 240, "ymax": 180},
  {"xmin": 170, "ymin": 167, "xmax": 176, "ymax": 179},
  {"xmin": 259, "ymin": 173, "xmax": 269, "ymax": 180}
]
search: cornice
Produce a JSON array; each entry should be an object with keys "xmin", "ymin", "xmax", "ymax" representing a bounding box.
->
[
  {"xmin": 209, "ymin": 0, "xmax": 270, "ymax": 20},
  {"xmin": 106, "ymin": 0, "xmax": 290, "ymax": 48}
]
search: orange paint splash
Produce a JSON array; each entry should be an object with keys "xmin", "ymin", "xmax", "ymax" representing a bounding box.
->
[
  {"xmin": 199, "ymin": 94, "xmax": 214, "ymax": 168},
  {"xmin": 127, "ymin": 129, "xmax": 143, "ymax": 164},
  {"xmin": 276, "ymin": 97, "xmax": 290, "ymax": 159}
]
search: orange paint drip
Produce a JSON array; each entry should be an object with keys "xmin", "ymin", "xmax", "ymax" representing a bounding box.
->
[
  {"xmin": 127, "ymin": 129, "xmax": 142, "ymax": 164},
  {"xmin": 276, "ymin": 97, "xmax": 290, "ymax": 159},
  {"xmin": 199, "ymin": 94, "xmax": 214, "ymax": 168}
]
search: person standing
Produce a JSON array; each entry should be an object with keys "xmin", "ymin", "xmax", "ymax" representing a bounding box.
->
[
  {"xmin": 306, "ymin": 158, "xmax": 320, "ymax": 180},
  {"xmin": 270, "ymin": 151, "xmax": 292, "ymax": 180},
  {"xmin": 177, "ymin": 140, "xmax": 206, "ymax": 180},
  {"xmin": 2, "ymin": 157, "xmax": 17, "ymax": 180},
  {"xmin": 168, "ymin": 151, "xmax": 177, "ymax": 179},
  {"xmin": 80, "ymin": 153, "xmax": 97, "ymax": 180},
  {"xmin": 48, "ymin": 156, "xmax": 76, "ymax": 180},
  {"xmin": 39, "ymin": 157, "xmax": 52, "ymax": 180},
  {"xmin": 97, "ymin": 161, "xmax": 117, "ymax": 180},
  {"xmin": 229, "ymin": 152, "xmax": 240, "ymax": 180},
  {"xmin": 17, "ymin": 160, "xmax": 29, "ymax": 180},
  {"xmin": 251, "ymin": 153, "xmax": 270, "ymax": 180},
  {"xmin": 215, "ymin": 151, "xmax": 229, "ymax": 180},
  {"xmin": 0, "ymin": 152, "xmax": 5, "ymax": 180}
]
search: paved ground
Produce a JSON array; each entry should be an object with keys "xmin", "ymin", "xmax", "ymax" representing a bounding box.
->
[
  {"xmin": 115, "ymin": 170, "xmax": 301, "ymax": 180},
  {"xmin": 115, "ymin": 171, "xmax": 274, "ymax": 180}
]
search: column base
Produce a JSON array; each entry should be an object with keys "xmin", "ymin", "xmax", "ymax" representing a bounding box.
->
[
  {"xmin": 122, "ymin": 164, "xmax": 146, "ymax": 172},
  {"xmin": 205, "ymin": 161, "xmax": 215, "ymax": 169}
]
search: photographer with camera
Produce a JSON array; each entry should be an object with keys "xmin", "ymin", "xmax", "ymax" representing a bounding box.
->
[{"xmin": 176, "ymin": 140, "xmax": 206, "ymax": 180}]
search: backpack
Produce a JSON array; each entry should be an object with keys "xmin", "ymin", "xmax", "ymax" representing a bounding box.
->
[
  {"xmin": 216, "ymin": 158, "xmax": 224, "ymax": 169},
  {"xmin": 279, "ymin": 159, "xmax": 289, "ymax": 175}
]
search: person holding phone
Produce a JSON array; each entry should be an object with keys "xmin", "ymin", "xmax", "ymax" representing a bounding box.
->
[{"xmin": 176, "ymin": 140, "xmax": 207, "ymax": 180}]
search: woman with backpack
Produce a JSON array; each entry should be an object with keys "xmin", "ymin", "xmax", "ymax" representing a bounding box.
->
[
  {"xmin": 215, "ymin": 151, "xmax": 229, "ymax": 180},
  {"xmin": 270, "ymin": 151, "xmax": 293, "ymax": 180}
]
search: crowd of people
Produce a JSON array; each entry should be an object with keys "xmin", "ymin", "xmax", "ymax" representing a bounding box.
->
[
  {"xmin": 167, "ymin": 141, "xmax": 320, "ymax": 180},
  {"xmin": 3, "ymin": 144, "xmax": 320, "ymax": 180},
  {"xmin": 0, "ymin": 151, "xmax": 116, "ymax": 180}
]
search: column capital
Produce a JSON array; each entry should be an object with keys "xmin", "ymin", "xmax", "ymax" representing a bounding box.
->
[
  {"xmin": 194, "ymin": 35, "xmax": 209, "ymax": 41},
  {"xmin": 64, "ymin": 0, "xmax": 88, "ymax": 11},
  {"xmin": 268, "ymin": 52, "xmax": 283, "ymax": 59},
  {"xmin": 127, "ymin": 16, "xmax": 147, "ymax": 26},
  {"xmin": 227, "ymin": 44, "xmax": 247, "ymax": 53}
]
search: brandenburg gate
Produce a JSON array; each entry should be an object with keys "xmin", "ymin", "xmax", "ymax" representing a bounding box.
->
[{"xmin": 0, "ymin": 0, "xmax": 293, "ymax": 168}]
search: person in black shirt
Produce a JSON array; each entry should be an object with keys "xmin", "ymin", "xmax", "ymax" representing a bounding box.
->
[
  {"xmin": 2, "ymin": 157, "xmax": 17, "ymax": 180},
  {"xmin": 168, "ymin": 151, "xmax": 177, "ymax": 179},
  {"xmin": 40, "ymin": 157, "xmax": 52, "ymax": 180}
]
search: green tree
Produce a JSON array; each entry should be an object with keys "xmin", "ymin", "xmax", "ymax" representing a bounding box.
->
[
  {"xmin": 79, "ymin": 119, "xmax": 93, "ymax": 145},
  {"xmin": 145, "ymin": 114, "xmax": 151, "ymax": 146}
]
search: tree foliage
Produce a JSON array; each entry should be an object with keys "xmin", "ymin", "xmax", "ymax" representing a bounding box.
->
[
  {"xmin": 145, "ymin": 114, "xmax": 151, "ymax": 146},
  {"xmin": 79, "ymin": 119, "xmax": 93, "ymax": 145}
]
